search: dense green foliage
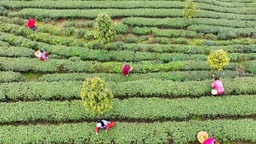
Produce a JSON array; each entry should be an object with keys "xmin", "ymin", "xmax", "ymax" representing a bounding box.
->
[
  {"xmin": 1, "ymin": 95, "xmax": 256, "ymax": 123},
  {"xmin": 183, "ymin": 0, "xmax": 198, "ymax": 20},
  {"xmin": 39, "ymin": 70, "xmax": 254, "ymax": 82},
  {"xmin": 0, "ymin": 77, "xmax": 255, "ymax": 101},
  {"xmin": 81, "ymin": 77, "xmax": 113, "ymax": 115},
  {"xmin": 1, "ymin": 119, "xmax": 256, "ymax": 144},
  {"xmin": 0, "ymin": 71, "xmax": 23, "ymax": 83},
  {"xmin": 94, "ymin": 13, "xmax": 116, "ymax": 44},
  {"xmin": 1, "ymin": 0, "xmax": 256, "ymax": 143},
  {"xmin": 207, "ymin": 49, "xmax": 230, "ymax": 71}
]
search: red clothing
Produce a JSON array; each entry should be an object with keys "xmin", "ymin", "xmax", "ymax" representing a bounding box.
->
[
  {"xmin": 122, "ymin": 64, "xmax": 131, "ymax": 76},
  {"xmin": 95, "ymin": 120, "xmax": 116, "ymax": 133},
  {"xmin": 39, "ymin": 52, "xmax": 48, "ymax": 61},
  {"xmin": 27, "ymin": 19, "xmax": 36, "ymax": 28},
  {"xmin": 212, "ymin": 80, "xmax": 224, "ymax": 95}
]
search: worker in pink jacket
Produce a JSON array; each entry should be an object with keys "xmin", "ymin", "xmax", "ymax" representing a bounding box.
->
[
  {"xmin": 211, "ymin": 77, "xmax": 224, "ymax": 95},
  {"xmin": 35, "ymin": 50, "xmax": 49, "ymax": 61},
  {"xmin": 122, "ymin": 64, "xmax": 132, "ymax": 76},
  {"xmin": 95, "ymin": 119, "xmax": 116, "ymax": 135},
  {"xmin": 197, "ymin": 131, "xmax": 220, "ymax": 144}
]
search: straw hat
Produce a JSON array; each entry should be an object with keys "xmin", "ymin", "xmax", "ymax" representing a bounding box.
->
[
  {"xmin": 197, "ymin": 131, "xmax": 209, "ymax": 144},
  {"xmin": 34, "ymin": 50, "xmax": 42, "ymax": 59}
]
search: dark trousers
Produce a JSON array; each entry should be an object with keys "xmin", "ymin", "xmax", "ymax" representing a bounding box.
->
[{"xmin": 30, "ymin": 26, "xmax": 36, "ymax": 31}]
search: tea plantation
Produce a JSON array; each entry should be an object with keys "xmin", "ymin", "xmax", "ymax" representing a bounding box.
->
[{"xmin": 0, "ymin": 0, "xmax": 256, "ymax": 143}]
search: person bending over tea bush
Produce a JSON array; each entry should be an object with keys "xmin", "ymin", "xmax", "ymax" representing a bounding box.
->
[
  {"xmin": 95, "ymin": 119, "xmax": 117, "ymax": 135},
  {"xmin": 197, "ymin": 131, "xmax": 220, "ymax": 144},
  {"xmin": 122, "ymin": 64, "xmax": 132, "ymax": 76},
  {"xmin": 35, "ymin": 50, "xmax": 48, "ymax": 61},
  {"xmin": 211, "ymin": 77, "xmax": 224, "ymax": 96},
  {"xmin": 26, "ymin": 18, "xmax": 36, "ymax": 31}
]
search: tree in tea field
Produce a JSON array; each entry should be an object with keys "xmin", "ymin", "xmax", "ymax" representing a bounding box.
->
[
  {"xmin": 207, "ymin": 49, "xmax": 230, "ymax": 72},
  {"xmin": 94, "ymin": 13, "xmax": 116, "ymax": 44},
  {"xmin": 80, "ymin": 77, "xmax": 113, "ymax": 115},
  {"xmin": 183, "ymin": 0, "xmax": 198, "ymax": 21}
]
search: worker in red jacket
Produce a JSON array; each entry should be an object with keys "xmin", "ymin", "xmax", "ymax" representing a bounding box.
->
[
  {"xmin": 122, "ymin": 64, "xmax": 132, "ymax": 76},
  {"xmin": 35, "ymin": 50, "xmax": 48, "ymax": 61},
  {"xmin": 27, "ymin": 18, "xmax": 36, "ymax": 31},
  {"xmin": 95, "ymin": 120, "xmax": 117, "ymax": 135}
]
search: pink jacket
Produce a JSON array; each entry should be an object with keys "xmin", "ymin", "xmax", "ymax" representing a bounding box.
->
[
  {"xmin": 212, "ymin": 80, "xmax": 224, "ymax": 95},
  {"xmin": 122, "ymin": 64, "xmax": 131, "ymax": 76},
  {"xmin": 203, "ymin": 138, "xmax": 218, "ymax": 144}
]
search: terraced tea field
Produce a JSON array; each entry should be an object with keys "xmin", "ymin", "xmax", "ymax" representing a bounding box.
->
[{"xmin": 0, "ymin": 0, "xmax": 256, "ymax": 143}]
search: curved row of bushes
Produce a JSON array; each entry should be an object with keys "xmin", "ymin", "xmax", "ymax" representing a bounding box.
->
[
  {"xmin": 1, "ymin": 31, "xmax": 256, "ymax": 63},
  {"xmin": 194, "ymin": 0, "xmax": 256, "ymax": 8},
  {"xmin": 39, "ymin": 70, "xmax": 254, "ymax": 82},
  {"xmin": 150, "ymin": 27, "xmax": 256, "ymax": 40},
  {"xmin": 123, "ymin": 17, "xmax": 256, "ymax": 29},
  {"xmin": 2, "ymin": 1, "xmax": 256, "ymax": 15},
  {"xmin": 0, "ymin": 16, "xmax": 91, "ymax": 37},
  {"xmin": 16, "ymin": 8, "xmax": 256, "ymax": 20},
  {"xmin": 2, "ymin": 45, "xmax": 256, "ymax": 63},
  {"xmin": 0, "ymin": 68, "xmax": 254, "ymax": 83},
  {"xmin": 0, "ymin": 23, "xmax": 85, "ymax": 47},
  {"xmin": 0, "ymin": 71, "xmax": 23, "ymax": 83},
  {"xmin": 0, "ymin": 46, "xmax": 210, "ymax": 62},
  {"xmin": 1, "ymin": 95, "xmax": 256, "ymax": 123},
  {"xmin": 0, "ymin": 46, "xmax": 34, "ymax": 57},
  {"xmin": 1, "ymin": 31, "xmax": 256, "ymax": 55},
  {"xmin": 104, "ymin": 43, "xmax": 256, "ymax": 53},
  {"xmin": 1, "ymin": 70, "xmax": 252, "ymax": 83},
  {"xmin": 0, "ymin": 77, "xmax": 255, "ymax": 101},
  {"xmin": 187, "ymin": 24, "xmax": 256, "ymax": 39},
  {"xmin": 1, "ymin": 57, "xmax": 255, "ymax": 74},
  {"xmin": 0, "ymin": 56, "xmax": 241, "ymax": 73},
  {"xmin": 0, "ymin": 119, "xmax": 255, "ymax": 144}
]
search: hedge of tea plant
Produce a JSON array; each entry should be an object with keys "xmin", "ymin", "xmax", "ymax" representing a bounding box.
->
[
  {"xmin": 123, "ymin": 17, "xmax": 256, "ymax": 29},
  {"xmin": 1, "ymin": 95, "xmax": 256, "ymax": 123},
  {"xmin": 0, "ymin": 23, "xmax": 85, "ymax": 47},
  {"xmin": 0, "ymin": 71, "xmax": 23, "ymax": 83},
  {"xmin": 1, "ymin": 32, "xmax": 256, "ymax": 54},
  {"xmin": 0, "ymin": 57, "xmax": 240, "ymax": 73},
  {"xmin": 38, "ymin": 70, "xmax": 254, "ymax": 82},
  {"xmin": 106, "ymin": 43, "xmax": 256, "ymax": 53},
  {"xmin": 2, "ymin": 44, "xmax": 256, "ymax": 63},
  {"xmin": 0, "ymin": 77, "xmax": 255, "ymax": 101},
  {"xmin": 0, "ymin": 119, "xmax": 255, "ymax": 144},
  {"xmin": 16, "ymin": 8, "xmax": 256, "ymax": 20},
  {"xmin": 2, "ymin": 1, "xmax": 256, "ymax": 15},
  {"xmin": 0, "ymin": 95, "xmax": 256, "ymax": 124}
]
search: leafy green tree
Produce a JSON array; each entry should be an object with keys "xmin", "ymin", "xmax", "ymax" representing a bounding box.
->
[
  {"xmin": 183, "ymin": 0, "xmax": 198, "ymax": 21},
  {"xmin": 207, "ymin": 49, "xmax": 230, "ymax": 72},
  {"xmin": 80, "ymin": 76, "xmax": 113, "ymax": 115},
  {"xmin": 94, "ymin": 13, "xmax": 116, "ymax": 44}
]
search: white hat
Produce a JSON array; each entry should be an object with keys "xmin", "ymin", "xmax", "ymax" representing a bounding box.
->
[{"xmin": 96, "ymin": 123, "xmax": 102, "ymax": 127}]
